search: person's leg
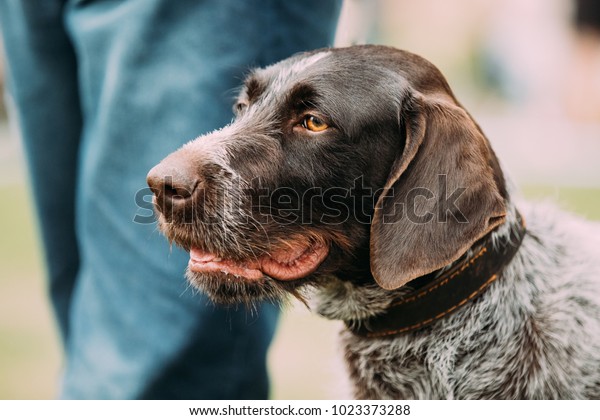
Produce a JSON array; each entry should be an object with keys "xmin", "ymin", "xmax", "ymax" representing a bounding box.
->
[
  {"xmin": 60, "ymin": 0, "xmax": 341, "ymax": 398},
  {"xmin": 0, "ymin": 0, "xmax": 81, "ymax": 342}
]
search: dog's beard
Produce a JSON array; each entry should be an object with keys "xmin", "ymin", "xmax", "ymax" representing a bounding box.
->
[{"xmin": 185, "ymin": 268, "xmax": 313, "ymax": 308}]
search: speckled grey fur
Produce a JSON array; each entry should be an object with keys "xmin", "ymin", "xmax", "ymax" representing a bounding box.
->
[{"xmin": 314, "ymin": 199, "xmax": 600, "ymax": 399}]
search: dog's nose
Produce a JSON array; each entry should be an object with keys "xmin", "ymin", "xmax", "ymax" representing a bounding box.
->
[{"xmin": 147, "ymin": 158, "xmax": 200, "ymax": 213}]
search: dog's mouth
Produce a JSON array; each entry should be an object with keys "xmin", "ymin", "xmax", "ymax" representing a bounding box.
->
[{"xmin": 188, "ymin": 238, "xmax": 329, "ymax": 282}]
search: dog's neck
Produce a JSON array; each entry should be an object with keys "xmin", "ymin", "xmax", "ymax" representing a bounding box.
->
[{"xmin": 313, "ymin": 204, "xmax": 526, "ymax": 337}]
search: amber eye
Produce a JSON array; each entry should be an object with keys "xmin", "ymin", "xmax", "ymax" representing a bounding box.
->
[{"xmin": 302, "ymin": 115, "xmax": 329, "ymax": 132}]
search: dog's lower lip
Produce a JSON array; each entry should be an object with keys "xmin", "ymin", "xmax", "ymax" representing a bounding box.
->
[
  {"xmin": 188, "ymin": 240, "xmax": 329, "ymax": 281},
  {"xmin": 260, "ymin": 241, "xmax": 328, "ymax": 280},
  {"xmin": 189, "ymin": 249, "xmax": 264, "ymax": 280}
]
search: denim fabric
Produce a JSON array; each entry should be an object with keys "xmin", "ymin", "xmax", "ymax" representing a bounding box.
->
[{"xmin": 0, "ymin": 0, "xmax": 341, "ymax": 399}]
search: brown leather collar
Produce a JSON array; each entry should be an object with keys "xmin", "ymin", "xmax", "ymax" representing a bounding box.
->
[{"xmin": 347, "ymin": 211, "xmax": 527, "ymax": 338}]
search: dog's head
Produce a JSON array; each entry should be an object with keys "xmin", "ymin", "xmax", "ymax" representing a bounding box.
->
[{"xmin": 147, "ymin": 45, "xmax": 507, "ymax": 306}]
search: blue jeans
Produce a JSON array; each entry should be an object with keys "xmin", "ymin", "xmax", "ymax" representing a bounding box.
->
[{"xmin": 0, "ymin": 0, "xmax": 341, "ymax": 399}]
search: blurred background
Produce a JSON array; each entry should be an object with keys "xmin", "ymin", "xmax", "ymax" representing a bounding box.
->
[{"xmin": 1, "ymin": 0, "xmax": 599, "ymax": 399}]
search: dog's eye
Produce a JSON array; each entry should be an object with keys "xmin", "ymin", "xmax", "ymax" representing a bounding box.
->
[{"xmin": 301, "ymin": 115, "xmax": 329, "ymax": 132}]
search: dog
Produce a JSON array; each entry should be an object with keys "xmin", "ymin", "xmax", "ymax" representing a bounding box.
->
[{"xmin": 147, "ymin": 45, "xmax": 600, "ymax": 399}]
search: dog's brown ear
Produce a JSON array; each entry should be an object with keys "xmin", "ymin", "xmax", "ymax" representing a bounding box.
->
[{"xmin": 370, "ymin": 91, "xmax": 507, "ymax": 290}]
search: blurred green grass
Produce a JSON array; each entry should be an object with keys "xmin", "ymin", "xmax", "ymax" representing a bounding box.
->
[
  {"xmin": 520, "ymin": 186, "xmax": 600, "ymax": 220},
  {"xmin": 0, "ymin": 183, "xmax": 598, "ymax": 399},
  {"xmin": 0, "ymin": 186, "xmax": 61, "ymax": 399}
]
